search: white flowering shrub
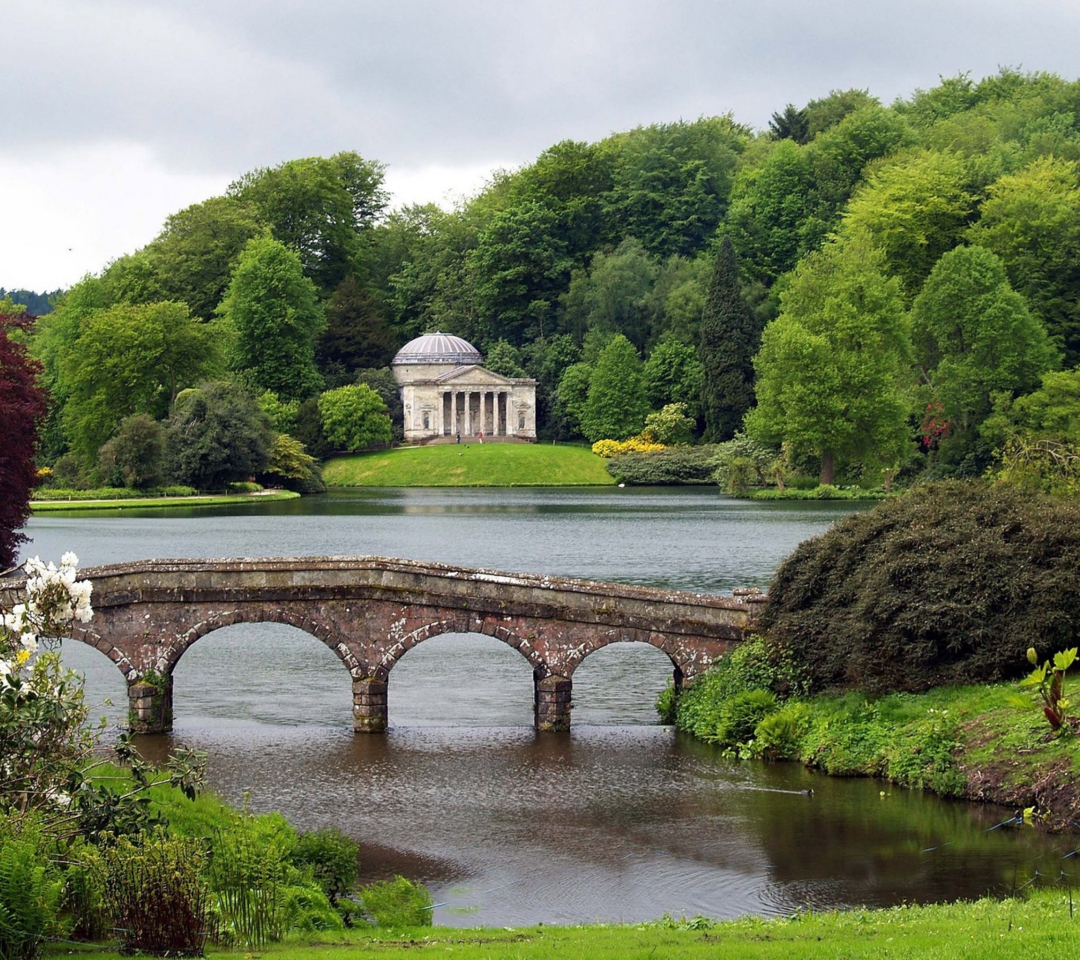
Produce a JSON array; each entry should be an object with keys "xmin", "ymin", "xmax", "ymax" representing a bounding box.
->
[{"xmin": 0, "ymin": 554, "xmax": 97, "ymax": 832}]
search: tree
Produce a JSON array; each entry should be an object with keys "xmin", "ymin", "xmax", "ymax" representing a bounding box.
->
[
  {"xmin": 967, "ymin": 156, "xmax": 1080, "ymax": 367},
  {"xmin": 643, "ymin": 337, "xmax": 704, "ymax": 417},
  {"xmin": 218, "ymin": 237, "xmax": 325, "ymax": 401},
  {"xmin": 699, "ymin": 237, "xmax": 760, "ymax": 442},
  {"xmin": 149, "ymin": 196, "xmax": 267, "ymax": 321},
  {"xmin": 642, "ymin": 403, "xmax": 696, "ymax": 445},
  {"xmin": 483, "ymin": 339, "xmax": 527, "ymax": 378},
  {"xmin": 0, "ymin": 313, "xmax": 49, "ymax": 569},
  {"xmin": 911, "ymin": 245, "xmax": 1058, "ymax": 468},
  {"xmin": 746, "ymin": 234, "xmax": 912, "ymax": 484},
  {"xmin": 317, "ymin": 275, "xmax": 398, "ymax": 384},
  {"xmin": 554, "ymin": 362, "xmax": 593, "ymax": 439},
  {"xmin": 259, "ymin": 434, "xmax": 326, "ymax": 494},
  {"xmin": 317, "ymin": 385, "xmax": 392, "ymax": 452},
  {"xmin": 769, "ymin": 104, "xmax": 810, "ymax": 144},
  {"xmin": 580, "ymin": 335, "xmax": 650, "ymax": 442},
  {"xmin": 229, "ymin": 152, "xmax": 387, "ymax": 294},
  {"xmin": 97, "ymin": 414, "xmax": 167, "ymax": 489},
  {"xmin": 166, "ymin": 382, "xmax": 273, "ymax": 490},
  {"xmin": 59, "ymin": 301, "xmax": 218, "ymax": 462},
  {"xmin": 839, "ymin": 148, "xmax": 976, "ymax": 300}
]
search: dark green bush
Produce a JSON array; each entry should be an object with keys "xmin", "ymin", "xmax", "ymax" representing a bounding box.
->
[
  {"xmin": 760, "ymin": 480, "xmax": 1080, "ymax": 693},
  {"xmin": 606, "ymin": 445, "xmax": 720, "ymax": 485},
  {"xmin": 716, "ymin": 689, "xmax": 777, "ymax": 746}
]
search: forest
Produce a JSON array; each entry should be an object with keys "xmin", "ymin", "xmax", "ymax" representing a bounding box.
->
[{"xmin": 9, "ymin": 67, "xmax": 1080, "ymax": 496}]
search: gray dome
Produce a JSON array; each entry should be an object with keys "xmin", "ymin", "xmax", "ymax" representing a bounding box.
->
[{"xmin": 392, "ymin": 332, "xmax": 482, "ymax": 366}]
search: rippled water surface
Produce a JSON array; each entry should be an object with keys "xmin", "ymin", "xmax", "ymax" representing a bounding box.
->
[{"xmin": 24, "ymin": 488, "xmax": 1072, "ymax": 925}]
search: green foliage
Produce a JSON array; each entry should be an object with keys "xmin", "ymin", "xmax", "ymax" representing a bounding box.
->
[
  {"xmin": 580, "ymin": 335, "xmax": 649, "ymax": 442},
  {"xmin": 912, "ymin": 244, "xmax": 1058, "ymax": 470},
  {"xmin": 218, "ymin": 236, "xmax": 325, "ymax": 401},
  {"xmin": 96, "ymin": 414, "xmax": 167, "ymax": 489},
  {"xmin": 59, "ymin": 301, "xmax": 219, "ymax": 462},
  {"xmin": 759, "ymin": 481, "xmax": 1080, "ymax": 693},
  {"xmin": 642, "ymin": 337, "xmax": 703, "ymax": 417},
  {"xmin": 358, "ymin": 876, "xmax": 433, "ymax": 928},
  {"xmin": 317, "ymin": 276, "xmax": 397, "ymax": 383},
  {"xmin": 258, "ymin": 391, "xmax": 301, "ymax": 434},
  {"xmin": 32, "ymin": 486, "xmax": 198, "ymax": 501},
  {"xmin": 605, "ymin": 445, "xmax": 718, "ymax": 485},
  {"xmin": 318, "ymin": 384, "xmax": 393, "ymax": 452},
  {"xmin": 710, "ymin": 433, "xmax": 783, "ymax": 493},
  {"xmin": 102, "ymin": 830, "xmax": 210, "ymax": 957},
  {"xmin": 166, "ymin": 382, "xmax": 273, "ymax": 490},
  {"xmin": 715, "ymin": 689, "xmax": 777, "ymax": 747},
  {"xmin": 746, "ymin": 232, "xmax": 911, "ymax": 484},
  {"xmin": 752, "ymin": 701, "xmax": 811, "ymax": 759},
  {"xmin": 990, "ymin": 435, "xmax": 1080, "ymax": 498},
  {"xmin": 1018, "ymin": 646, "xmax": 1078, "ymax": 734},
  {"xmin": 260, "ymin": 434, "xmax": 326, "ymax": 494},
  {"xmin": 642, "ymin": 403, "xmax": 695, "ymax": 445},
  {"xmin": 482, "ymin": 339, "xmax": 527, "ymax": 378},
  {"xmin": 289, "ymin": 828, "xmax": 359, "ymax": 905},
  {"xmin": 0, "ymin": 825, "xmax": 63, "ymax": 960},
  {"xmin": 699, "ymin": 236, "xmax": 759, "ymax": 441},
  {"xmin": 654, "ymin": 684, "xmax": 678, "ymax": 724}
]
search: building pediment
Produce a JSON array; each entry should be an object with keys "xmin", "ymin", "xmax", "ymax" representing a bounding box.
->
[{"xmin": 435, "ymin": 365, "xmax": 520, "ymax": 386}]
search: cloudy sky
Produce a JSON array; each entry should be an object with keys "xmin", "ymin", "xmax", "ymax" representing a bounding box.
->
[{"xmin": 4, "ymin": 0, "xmax": 1079, "ymax": 293}]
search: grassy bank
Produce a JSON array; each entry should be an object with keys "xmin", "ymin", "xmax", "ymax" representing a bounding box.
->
[
  {"xmin": 46, "ymin": 889, "xmax": 1080, "ymax": 960},
  {"xmin": 323, "ymin": 442, "xmax": 614, "ymax": 486},
  {"xmin": 30, "ymin": 490, "xmax": 300, "ymax": 512},
  {"xmin": 672, "ymin": 643, "xmax": 1080, "ymax": 827}
]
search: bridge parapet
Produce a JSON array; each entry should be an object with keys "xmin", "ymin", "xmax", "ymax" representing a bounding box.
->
[{"xmin": 2, "ymin": 556, "xmax": 766, "ymax": 733}]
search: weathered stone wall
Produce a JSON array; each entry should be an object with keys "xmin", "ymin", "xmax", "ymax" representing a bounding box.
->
[{"xmin": 2, "ymin": 556, "xmax": 764, "ymax": 733}]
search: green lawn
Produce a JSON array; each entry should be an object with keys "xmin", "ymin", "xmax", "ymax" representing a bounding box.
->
[
  {"xmin": 30, "ymin": 490, "xmax": 300, "ymax": 512},
  {"xmin": 51, "ymin": 890, "xmax": 1079, "ymax": 960},
  {"xmin": 323, "ymin": 442, "xmax": 614, "ymax": 486}
]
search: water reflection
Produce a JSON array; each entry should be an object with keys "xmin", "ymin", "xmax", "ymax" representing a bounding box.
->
[{"xmin": 31, "ymin": 491, "xmax": 1075, "ymax": 926}]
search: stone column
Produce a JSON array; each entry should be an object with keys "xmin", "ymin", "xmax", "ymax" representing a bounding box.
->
[
  {"xmin": 534, "ymin": 674, "xmax": 572, "ymax": 732},
  {"xmin": 127, "ymin": 674, "xmax": 173, "ymax": 734},
  {"xmin": 480, "ymin": 391, "xmax": 488, "ymax": 436},
  {"xmin": 353, "ymin": 677, "xmax": 388, "ymax": 733},
  {"xmin": 465, "ymin": 390, "xmax": 472, "ymax": 436}
]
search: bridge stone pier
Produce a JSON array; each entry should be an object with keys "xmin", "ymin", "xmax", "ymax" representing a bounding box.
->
[{"xmin": 3, "ymin": 557, "xmax": 765, "ymax": 734}]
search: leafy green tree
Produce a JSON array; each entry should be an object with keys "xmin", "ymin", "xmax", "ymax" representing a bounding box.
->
[
  {"xmin": 521, "ymin": 334, "xmax": 580, "ymax": 437},
  {"xmin": 699, "ymin": 237, "xmax": 760, "ymax": 442},
  {"xmin": 259, "ymin": 434, "xmax": 326, "ymax": 494},
  {"xmin": 483, "ymin": 339, "xmax": 527, "ymax": 378},
  {"xmin": 839, "ymin": 148, "xmax": 977, "ymax": 300},
  {"xmin": 150, "ymin": 196, "xmax": 267, "ymax": 321},
  {"xmin": 803, "ymin": 88, "xmax": 880, "ymax": 139},
  {"xmin": 988, "ymin": 370, "xmax": 1080, "ymax": 444},
  {"xmin": 911, "ymin": 245, "xmax": 1058, "ymax": 468},
  {"xmin": 60, "ymin": 301, "xmax": 218, "ymax": 462},
  {"xmin": 968, "ymin": 156, "xmax": 1080, "ymax": 366},
  {"xmin": 317, "ymin": 384, "xmax": 392, "ymax": 452},
  {"xmin": 554, "ymin": 362, "xmax": 593, "ymax": 439},
  {"xmin": 644, "ymin": 254, "xmax": 711, "ymax": 344},
  {"xmin": 643, "ymin": 337, "xmax": 704, "ymax": 417},
  {"xmin": 604, "ymin": 117, "xmax": 749, "ymax": 258},
  {"xmin": 580, "ymin": 335, "xmax": 650, "ymax": 442},
  {"xmin": 166, "ymin": 382, "xmax": 273, "ymax": 490},
  {"xmin": 317, "ymin": 275, "xmax": 398, "ymax": 385},
  {"xmin": 726, "ymin": 139, "xmax": 826, "ymax": 288},
  {"xmin": 219, "ymin": 237, "xmax": 325, "ymax": 402},
  {"xmin": 354, "ymin": 367, "xmax": 404, "ymax": 440},
  {"xmin": 558, "ymin": 238, "xmax": 658, "ymax": 350},
  {"xmin": 97, "ymin": 414, "xmax": 167, "ymax": 489},
  {"xmin": 746, "ymin": 233, "xmax": 912, "ymax": 484},
  {"xmin": 229, "ymin": 152, "xmax": 387, "ymax": 294}
]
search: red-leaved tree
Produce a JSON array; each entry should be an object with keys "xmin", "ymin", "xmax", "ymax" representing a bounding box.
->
[{"xmin": 0, "ymin": 313, "xmax": 49, "ymax": 569}]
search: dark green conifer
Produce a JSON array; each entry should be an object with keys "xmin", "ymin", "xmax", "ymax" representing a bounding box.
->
[{"xmin": 699, "ymin": 237, "xmax": 760, "ymax": 442}]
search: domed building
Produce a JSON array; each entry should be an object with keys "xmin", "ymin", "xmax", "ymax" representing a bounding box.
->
[{"xmin": 391, "ymin": 333, "xmax": 536, "ymax": 442}]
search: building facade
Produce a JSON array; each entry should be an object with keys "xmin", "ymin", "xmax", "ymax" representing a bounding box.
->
[{"xmin": 391, "ymin": 333, "xmax": 537, "ymax": 443}]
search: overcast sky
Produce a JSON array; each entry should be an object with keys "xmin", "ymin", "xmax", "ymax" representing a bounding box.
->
[{"xmin": 3, "ymin": 0, "xmax": 1079, "ymax": 293}]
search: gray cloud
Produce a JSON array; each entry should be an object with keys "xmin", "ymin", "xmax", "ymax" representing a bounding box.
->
[{"xmin": 8, "ymin": 0, "xmax": 1080, "ymax": 181}]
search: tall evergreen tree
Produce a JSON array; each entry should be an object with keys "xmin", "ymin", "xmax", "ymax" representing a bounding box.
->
[{"xmin": 698, "ymin": 236, "xmax": 759, "ymax": 441}]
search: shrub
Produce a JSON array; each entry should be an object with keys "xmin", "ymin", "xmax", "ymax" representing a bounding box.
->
[
  {"xmin": 281, "ymin": 885, "xmax": 345, "ymax": 932},
  {"xmin": 606, "ymin": 445, "xmax": 720, "ymax": 485},
  {"xmin": 715, "ymin": 689, "xmax": 777, "ymax": 747},
  {"xmin": 753, "ymin": 701, "xmax": 811, "ymax": 759},
  {"xmin": 226, "ymin": 481, "xmax": 263, "ymax": 494},
  {"xmin": 289, "ymin": 828, "xmax": 359, "ymax": 904},
  {"xmin": 759, "ymin": 480, "xmax": 1080, "ymax": 693},
  {"xmin": 102, "ymin": 830, "xmax": 210, "ymax": 958},
  {"xmin": 358, "ymin": 876, "xmax": 433, "ymax": 928},
  {"xmin": 591, "ymin": 436, "xmax": 666, "ymax": 458}
]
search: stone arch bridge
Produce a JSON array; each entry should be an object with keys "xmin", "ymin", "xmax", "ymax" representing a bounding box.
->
[{"xmin": 5, "ymin": 557, "xmax": 765, "ymax": 733}]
